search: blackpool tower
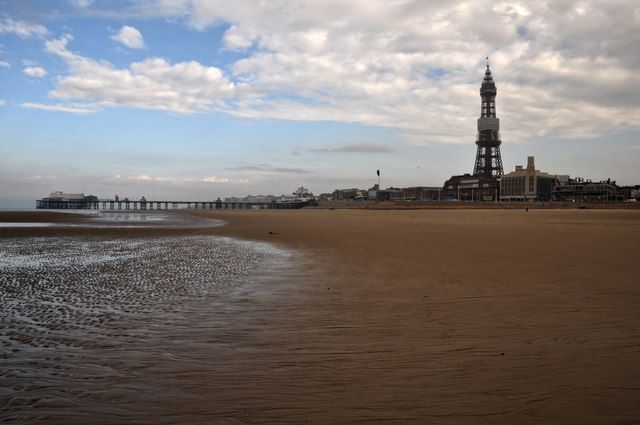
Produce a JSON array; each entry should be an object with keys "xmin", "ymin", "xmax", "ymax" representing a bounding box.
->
[
  {"xmin": 442, "ymin": 61, "xmax": 504, "ymax": 201},
  {"xmin": 473, "ymin": 61, "xmax": 504, "ymax": 177}
]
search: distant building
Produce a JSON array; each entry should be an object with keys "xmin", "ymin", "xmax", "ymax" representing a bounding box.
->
[
  {"xmin": 45, "ymin": 191, "xmax": 86, "ymax": 201},
  {"xmin": 553, "ymin": 178, "xmax": 622, "ymax": 202},
  {"xmin": 617, "ymin": 185, "xmax": 640, "ymax": 201},
  {"xmin": 292, "ymin": 186, "xmax": 312, "ymax": 199},
  {"xmin": 374, "ymin": 190, "xmax": 392, "ymax": 202},
  {"xmin": 385, "ymin": 187, "xmax": 442, "ymax": 201},
  {"xmin": 227, "ymin": 187, "xmax": 314, "ymax": 203},
  {"xmin": 500, "ymin": 156, "xmax": 556, "ymax": 201},
  {"xmin": 36, "ymin": 192, "xmax": 99, "ymax": 209},
  {"xmin": 225, "ymin": 194, "xmax": 279, "ymax": 203},
  {"xmin": 443, "ymin": 173, "xmax": 499, "ymax": 201},
  {"xmin": 332, "ymin": 188, "xmax": 366, "ymax": 201},
  {"xmin": 443, "ymin": 62, "xmax": 503, "ymax": 201}
]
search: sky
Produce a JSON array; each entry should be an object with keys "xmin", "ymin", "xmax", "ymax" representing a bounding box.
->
[{"xmin": 1, "ymin": 0, "xmax": 639, "ymax": 208}]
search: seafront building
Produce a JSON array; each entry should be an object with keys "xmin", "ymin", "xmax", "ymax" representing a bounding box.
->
[
  {"xmin": 378, "ymin": 187, "xmax": 442, "ymax": 201},
  {"xmin": 553, "ymin": 178, "xmax": 622, "ymax": 202},
  {"xmin": 500, "ymin": 156, "xmax": 556, "ymax": 202},
  {"xmin": 225, "ymin": 186, "xmax": 314, "ymax": 204},
  {"xmin": 225, "ymin": 194, "xmax": 280, "ymax": 203}
]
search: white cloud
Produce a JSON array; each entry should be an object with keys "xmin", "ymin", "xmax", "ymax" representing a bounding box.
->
[
  {"xmin": 111, "ymin": 174, "xmax": 249, "ymax": 184},
  {"xmin": 1, "ymin": 174, "xmax": 60, "ymax": 183},
  {"xmin": 0, "ymin": 100, "xmax": 5, "ymax": 106},
  {"xmin": 30, "ymin": 1, "xmax": 640, "ymax": 144},
  {"xmin": 111, "ymin": 25, "xmax": 145, "ymax": 49},
  {"xmin": 69, "ymin": 0, "xmax": 95, "ymax": 7},
  {"xmin": 0, "ymin": 18, "xmax": 48, "ymax": 38},
  {"xmin": 181, "ymin": 0, "xmax": 640, "ymax": 141},
  {"xmin": 24, "ymin": 175, "xmax": 59, "ymax": 182},
  {"xmin": 44, "ymin": 35, "xmax": 234, "ymax": 113},
  {"xmin": 399, "ymin": 133, "xmax": 469, "ymax": 146},
  {"xmin": 0, "ymin": 61, "xmax": 10, "ymax": 68},
  {"xmin": 225, "ymin": 165, "xmax": 310, "ymax": 174},
  {"xmin": 310, "ymin": 143, "xmax": 396, "ymax": 153},
  {"xmin": 21, "ymin": 102, "xmax": 100, "ymax": 114},
  {"xmin": 202, "ymin": 176, "xmax": 250, "ymax": 183},
  {"xmin": 223, "ymin": 25, "xmax": 257, "ymax": 50},
  {"xmin": 23, "ymin": 66, "xmax": 47, "ymax": 77}
]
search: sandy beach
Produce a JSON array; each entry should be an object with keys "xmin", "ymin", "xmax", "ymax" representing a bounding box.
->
[{"xmin": 2, "ymin": 208, "xmax": 639, "ymax": 424}]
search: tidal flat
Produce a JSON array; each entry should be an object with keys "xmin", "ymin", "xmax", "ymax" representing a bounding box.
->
[{"xmin": 1, "ymin": 230, "xmax": 295, "ymax": 424}]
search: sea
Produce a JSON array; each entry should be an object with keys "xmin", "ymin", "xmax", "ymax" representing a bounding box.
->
[{"xmin": 0, "ymin": 212, "xmax": 299, "ymax": 424}]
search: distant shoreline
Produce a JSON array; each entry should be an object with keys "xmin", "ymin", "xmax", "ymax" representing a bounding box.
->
[{"xmin": 3, "ymin": 199, "xmax": 639, "ymax": 215}]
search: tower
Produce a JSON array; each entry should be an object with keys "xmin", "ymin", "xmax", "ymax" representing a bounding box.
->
[
  {"xmin": 473, "ymin": 61, "xmax": 503, "ymax": 177},
  {"xmin": 441, "ymin": 61, "xmax": 504, "ymax": 201}
]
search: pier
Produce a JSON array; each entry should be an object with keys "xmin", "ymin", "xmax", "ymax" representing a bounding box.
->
[{"xmin": 36, "ymin": 198, "xmax": 307, "ymax": 210}]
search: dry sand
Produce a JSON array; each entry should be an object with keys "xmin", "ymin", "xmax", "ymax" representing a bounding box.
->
[
  {"xmin": 188, "ymin": 208, "xmax": 640, "ymax": 424},
  {"xmin": 2, "ymin": 208, "xmax": 639, "ymax": 424}
]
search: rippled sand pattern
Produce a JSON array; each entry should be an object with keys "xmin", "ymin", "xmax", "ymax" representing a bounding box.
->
[{"xmin": 0, "ymin": 236, "xmax": 292, "ymax": 424}]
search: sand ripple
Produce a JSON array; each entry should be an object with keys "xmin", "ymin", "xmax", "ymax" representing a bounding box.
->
[{"xmin": 0, "ymin": 236, "xmax": 291, "ymax": 424}]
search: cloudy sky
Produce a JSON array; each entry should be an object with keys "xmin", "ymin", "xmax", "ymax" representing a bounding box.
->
[{"xmin": 1, "ymin": 0, "xmax": 639, "ymax": 207}]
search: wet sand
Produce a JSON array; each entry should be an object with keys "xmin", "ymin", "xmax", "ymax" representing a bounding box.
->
[{"xmin": 2, "ymin": 208, "xmax": 640, "ymax": 424}]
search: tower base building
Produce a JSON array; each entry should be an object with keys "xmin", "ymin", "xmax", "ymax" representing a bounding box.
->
[{"xmin": 442, "ymin": 174, "xmax": 500, "ymax": 201}]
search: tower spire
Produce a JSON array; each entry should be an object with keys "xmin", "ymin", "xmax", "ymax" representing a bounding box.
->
[{"xmin": 473, "ymin": 62, "xmax": 503, "ymax": 176}]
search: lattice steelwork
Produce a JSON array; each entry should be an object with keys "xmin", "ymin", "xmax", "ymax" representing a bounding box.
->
[{"xmin": 473, "ymin": 63, "xmax": 504, "ymax": 177}]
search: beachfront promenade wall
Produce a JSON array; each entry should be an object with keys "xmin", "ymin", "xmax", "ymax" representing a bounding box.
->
[{"xmin": 36, "ymin": 199, "xmax": 306, "ymax": 210}]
